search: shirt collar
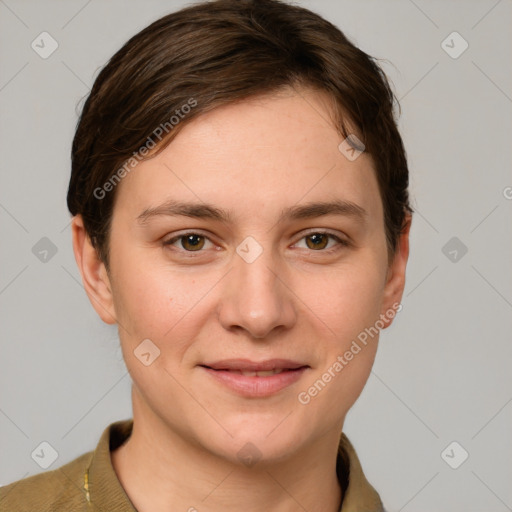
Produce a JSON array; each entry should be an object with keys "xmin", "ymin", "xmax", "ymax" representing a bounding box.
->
[
  {"xmin": 86, "ymin": 419, "xmax": 137, "ymax": 511},
  {"xmin": 337, "ymin": 433, "xmax": 385, "ymax": 511},
  {"xmin": 86, "ymin": 419, "xmax": 383, "ymax": 512}
]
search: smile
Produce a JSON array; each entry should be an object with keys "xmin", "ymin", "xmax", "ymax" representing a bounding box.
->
[
  {"xmin": 199, "ymin": 359, "xmax": 309, "ymax": 397},
  {"xmin": 233, "ymin": 369, "xmax": 285, "ymax": 377}
]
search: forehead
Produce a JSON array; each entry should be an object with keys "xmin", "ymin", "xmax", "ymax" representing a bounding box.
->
[{"xmin": 113, "ymin": 88, "xmax": 382, "ymax": 225}]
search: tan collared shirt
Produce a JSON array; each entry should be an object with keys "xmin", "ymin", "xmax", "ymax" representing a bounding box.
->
[{"xmin": 0, "ymin": 419, "xmax": 384, "ymax": 511}]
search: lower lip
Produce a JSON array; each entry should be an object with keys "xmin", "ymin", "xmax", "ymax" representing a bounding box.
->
[{"xmin": 201, "ymin": 367, "xmax": 308, "ymax": 397}]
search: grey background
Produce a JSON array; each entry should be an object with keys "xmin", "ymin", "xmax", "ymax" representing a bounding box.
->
[{"xmin": 1, "ymin": 0, "xmax": 511, "ymax": 510}]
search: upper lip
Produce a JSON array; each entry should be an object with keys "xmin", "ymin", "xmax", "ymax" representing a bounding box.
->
[{"xmin": 201, "ymin": 359, "xmax": 308, "ymax": 371}]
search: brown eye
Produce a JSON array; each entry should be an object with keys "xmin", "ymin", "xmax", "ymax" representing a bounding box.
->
[
  {"xmin": 294, "ymin": 231, "xmax": 349, "ymax": 253},
  {"xmin": 180, "ymin": 234, "xmax": 206, "ymax": 251},
  {"xmin": 165, "ymin": 233, "xmax": 212, "ymax": 252},
  {"xmin": 305, "ymin": 233, "xmax": 329, "ymax": 250}
]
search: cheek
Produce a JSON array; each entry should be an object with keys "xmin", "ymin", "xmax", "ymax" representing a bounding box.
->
[
  {"xmin": 109, "ymin": 250, "xmax": 220, "ymax": 358},
  {"xmin": 292, "ymin": 257, "xmax": 385, "ymax": 406},
  {"xmin": 295, "ymin": 267, "xmax": 383, "ymax": 420},
  {"xmin": 300, "ymin": 259, "xmax": 386, "ymax": 344},
  {"xmin": 111, "ymin": 265, "xmax": 172, "ymax": 336},
  {"xmin": 111, "ymin": 263, "xmax": 205, "ymax": 402}
]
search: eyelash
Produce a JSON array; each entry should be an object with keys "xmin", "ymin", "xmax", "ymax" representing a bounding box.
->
[{"xmin": 162, "ymin": 230, "xmax": 350, "ymax": 255}]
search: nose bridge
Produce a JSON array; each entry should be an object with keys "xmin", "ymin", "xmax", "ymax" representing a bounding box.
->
[{"xmin": 218, "ymin": 237, "xmax": 296, "ymax": 339}]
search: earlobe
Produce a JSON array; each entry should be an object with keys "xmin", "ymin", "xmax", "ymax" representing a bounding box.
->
[
  {"xmin": 380, "ymin": 215, "xmax": 412, "ymax": 329},
  {"xmin": 71, "ymin": 215, "xmax": 117, "ymax": 325}
]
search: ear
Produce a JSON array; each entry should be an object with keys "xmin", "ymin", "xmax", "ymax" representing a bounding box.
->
[
  {"xmin": 71, "ymin": 215, "xmax": 117, "ymax": 324},
  {"xmin": 380, "ymin": 214, "xmax": 412, "ymax": 329}
]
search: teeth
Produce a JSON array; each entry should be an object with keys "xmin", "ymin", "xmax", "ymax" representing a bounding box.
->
[{"xmin": 240, "ymin": 369, "xmax": 285, "ymax": 377}]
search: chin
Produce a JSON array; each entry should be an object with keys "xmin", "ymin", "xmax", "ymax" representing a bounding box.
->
[{"xmin": 196, "ymin": 411, "xmax": 313, "ymax": 467}]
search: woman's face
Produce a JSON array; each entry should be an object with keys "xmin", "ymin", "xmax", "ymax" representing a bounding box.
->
[{"xmin": 84, "ymin": 87, "xmax": 408, "ymax": 464}]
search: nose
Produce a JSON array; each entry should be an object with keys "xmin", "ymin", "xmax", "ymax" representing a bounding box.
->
[{"xmin": 217, "ymin": 244, "xmax": 297, "ymax": 339}]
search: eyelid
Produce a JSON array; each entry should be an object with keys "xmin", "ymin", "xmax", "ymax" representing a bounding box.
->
[
  {"xmin": 163, "ymin": 230, "xmax": 218, "ymax": 248},
  {"xmin": 292, "ymin": 229, "xmax": 350, "ymax": 251},
  {"xmin": 163, "ymin": 228, "xmax": 350, "ymax": 254},
  {"xmin": 297, "ymin": 227, "xmax": 349, "ymax": 242}
]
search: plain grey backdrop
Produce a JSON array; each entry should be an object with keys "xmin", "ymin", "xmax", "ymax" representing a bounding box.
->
[{"xmin": 1, "ymin": 0, "xmax": 511, "ymax": 511}]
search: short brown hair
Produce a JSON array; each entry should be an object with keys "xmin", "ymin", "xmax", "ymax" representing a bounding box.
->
[{"xmin": 67, "ymin": 0, "xmax": 412, "ymax": 269}]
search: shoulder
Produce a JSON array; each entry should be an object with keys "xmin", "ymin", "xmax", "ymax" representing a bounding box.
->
[{"xmin": 0, "ymin": 450, "xmax": 92, "ymax": 512}]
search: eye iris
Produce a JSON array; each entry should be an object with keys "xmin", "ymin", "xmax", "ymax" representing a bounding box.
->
[
  {"xmin": 306, "ymin": 233, "xmax": 328, "ymax": 250},
  {"xmin": 177, "ymin": 234, "xmax": 332, "ymax": 251},
  {"xmin": 182, "ymin": 234, "xmax": 205, "ymax": 251}
]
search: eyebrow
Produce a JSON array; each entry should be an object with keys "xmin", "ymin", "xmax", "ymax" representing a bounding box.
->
[{"xmin": 136, "ymin": 198, "xmax": 367, "ymax": 225}]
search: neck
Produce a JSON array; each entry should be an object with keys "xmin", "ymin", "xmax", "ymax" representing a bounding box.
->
[{"xmin": 111, "ymin": 388, "xmax": 343, "ymax": 512}]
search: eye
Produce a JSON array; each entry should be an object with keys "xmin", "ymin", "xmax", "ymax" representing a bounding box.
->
[
  {"xmin": 162, "ymin": 230, "xmax": 349, "ymax": 255},
  {"xmin": 163, "ymin": 232, "xmax": 215, "ymax": 252},
  {"xmin": 294, "ymin": 231, "xmax": 349, "ymax": 252}
]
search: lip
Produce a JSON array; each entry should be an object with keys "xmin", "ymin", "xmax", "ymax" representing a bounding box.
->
[
  {"xmin": 199, "ymin": 359, "xmax": 309, "ymax": 398},
  {"xmin": 202, "ymin": 358, "xmax": 306, "ymax": 372}
]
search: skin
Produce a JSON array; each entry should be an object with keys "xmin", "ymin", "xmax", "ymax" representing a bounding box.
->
[{"xmin": 72, "ymin": 86, "xmax": 410, "ymax": 512}]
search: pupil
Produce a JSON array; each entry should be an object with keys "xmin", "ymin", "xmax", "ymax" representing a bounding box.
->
[
  {"xmin": 182, "ymin": 234, "xmax": 204, "ymax": 251},
  {"xmin": 307, "ymin": 233, "xmax": 328, "ymax": 250},
  {"xmin": 187, "ymin": 235, "xmax": 201, "ymax": 246}
]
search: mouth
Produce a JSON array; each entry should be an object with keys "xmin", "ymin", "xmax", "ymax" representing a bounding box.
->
[
  {"xmin": 217, "ymin": 368, "xmax": 289, "ymax": 377},
  {"xmin": 199, "ymin": 359, "xmax": 309, "ymax": 397}
]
